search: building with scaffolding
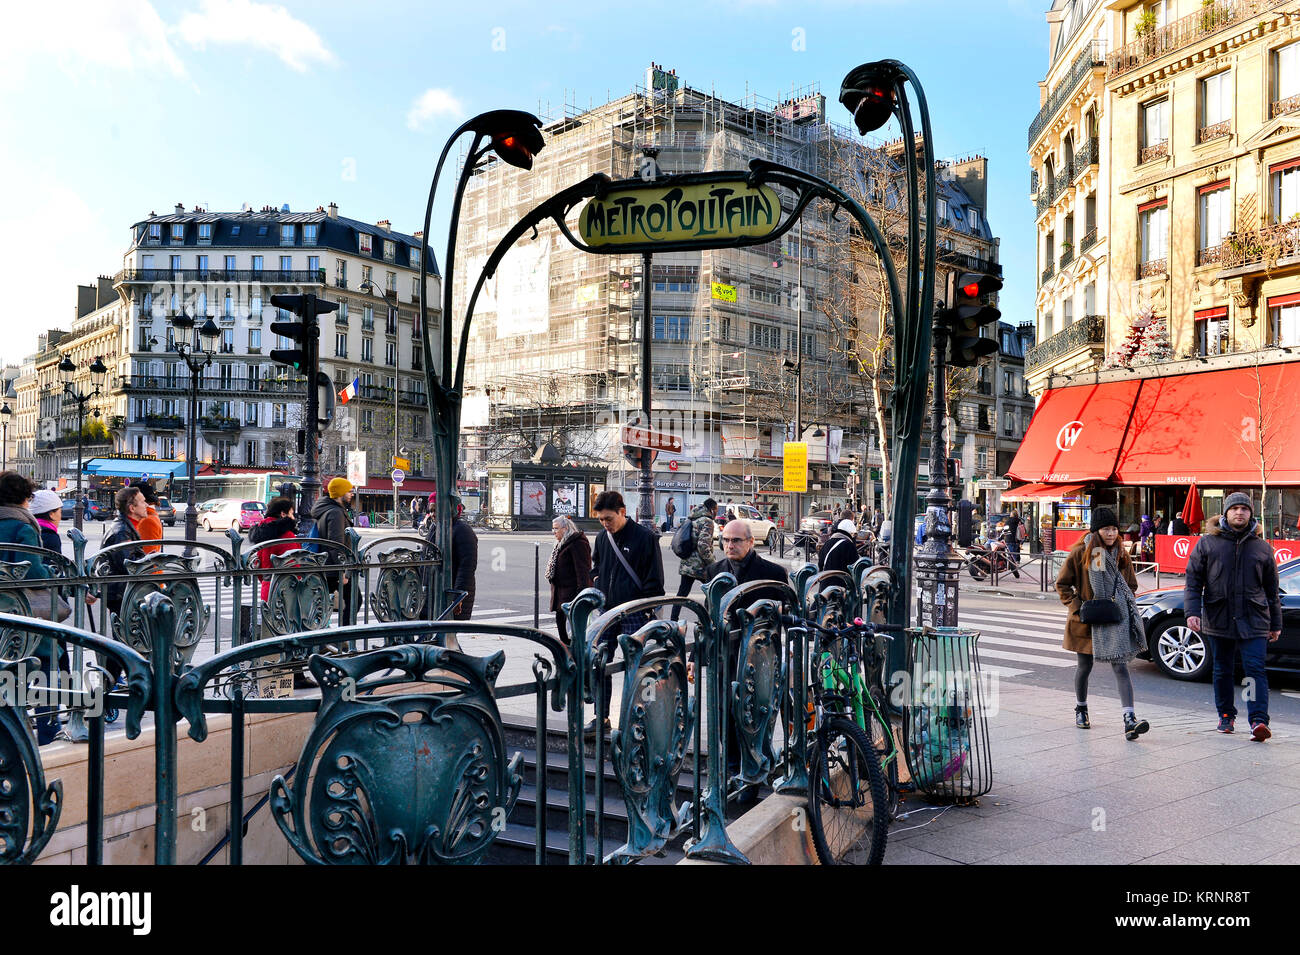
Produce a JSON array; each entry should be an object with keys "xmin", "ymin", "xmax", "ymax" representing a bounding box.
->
[{"xmin": 456, "ymin": 65, "xmax": 1007, "ymax": 524}]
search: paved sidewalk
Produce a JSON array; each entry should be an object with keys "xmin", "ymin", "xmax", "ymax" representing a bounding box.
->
[{"xmin": 886, "ymin": 679, "xmax": 1300, "ymax": 864}]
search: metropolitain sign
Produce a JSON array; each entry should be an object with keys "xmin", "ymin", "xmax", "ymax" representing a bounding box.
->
[{"xmin": 579, "ymin": 181, "xmax": 781, "ymax": 249}]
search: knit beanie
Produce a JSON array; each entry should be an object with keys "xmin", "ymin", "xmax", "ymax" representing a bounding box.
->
[
  {"xmin": 1090, "ymin": 506, "xmax": 1118, "ymax": 532},
  {"xmin": 327, "ymin": 477, "xmax": 353, "ymax": 499},
  {"xmin": 1223, "ymin": 491, "xmax": 1253, "ymax": 517}
]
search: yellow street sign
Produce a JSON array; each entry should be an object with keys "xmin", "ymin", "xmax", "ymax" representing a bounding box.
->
[
  {"xmin": 393, "ymin": 456, "xmax": 410, "ymax": 471},
  {"xmin": 710, "ymin": 282, "xmax": 737, "ymax": 303},
  {"xmin": 579, "ymin": 180, "xmax": 781, "ymax": 249},
  {"xmin": 783, "ymin": 442, "xmax": 808, "ymax": 493}
]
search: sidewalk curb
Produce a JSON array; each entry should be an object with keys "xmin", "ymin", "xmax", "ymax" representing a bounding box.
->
[{"xmin": 965, "ymin": 588, "xmax": 1058, "ymax": 601}]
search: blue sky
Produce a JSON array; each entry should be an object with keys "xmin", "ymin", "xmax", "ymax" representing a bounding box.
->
[{"xmin": 0, "ymin": 0, "xmax": 1048, "ymax": 366}]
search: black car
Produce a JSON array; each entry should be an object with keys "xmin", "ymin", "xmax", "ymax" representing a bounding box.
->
[
  {"xmin": 155, "ymin": 497, "xmax": 176, "ymax": 527},
  {"xmin": 59, "ymin": 498, "xmax": 108, "ymax": 521},
  {"xmin": 1136, "ymin": 557, "xmax": 1300, "ymax": 680}
]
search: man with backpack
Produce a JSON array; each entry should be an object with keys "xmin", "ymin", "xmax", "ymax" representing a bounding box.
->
[
  {"xmin": 819, "ymin": 518, "xmax": 861, "ymax": 575},
  {"xmin": 670, "ymin": 498, "xmax": 717, "ymax": 621},
  {"xmin": 311, "ymin": 477, "xmax": 355, "ymax": 624}
]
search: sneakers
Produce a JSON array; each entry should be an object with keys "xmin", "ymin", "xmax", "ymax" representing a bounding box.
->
[
  {"xmin": 1217, "ymin": 714, "xmax": 1235, "ymax": 734},
  {"xmin": 1123, "ymin": 713, "xmax": 1150, "ymax": 741},
  {"xmin": 1074, "ymin": 705, "xmax": 1090, "ymax": 729},
  {"xmin": 1251, "ymin": 722, "xmax": 1272, "ymax": 742}
]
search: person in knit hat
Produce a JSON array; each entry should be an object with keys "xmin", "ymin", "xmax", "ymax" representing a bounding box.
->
[
  {"xmin": 1055, "ymin": 505, "xmax": 1151, "ymax": 740},
  {"xmin": 1184, "ymin": 492, "xmax": 1281, "ymax": 741},
  {"xmin": 311, "ymin": 477, "xmax": 355, "ymax": 624}
]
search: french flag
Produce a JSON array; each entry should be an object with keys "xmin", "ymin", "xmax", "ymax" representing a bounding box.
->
[{"xmin": 338, "ymin": 377, "xmax": 360, "ymax": 404}]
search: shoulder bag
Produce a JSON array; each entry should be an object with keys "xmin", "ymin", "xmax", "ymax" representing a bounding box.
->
[
  {"xmin": 1078, "ymin": 538, "xmax": 1122, "ymax": 625},
  {"xmin": 603, "ymin": 531, "xmax": 644, "ymax": 592}
]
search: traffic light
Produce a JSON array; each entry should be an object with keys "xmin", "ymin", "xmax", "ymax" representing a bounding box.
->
[
  {"xmin": 269, "ymin": 293, "xmax": 338, "ymax": 371},
  {"xmin": 941, "ymin": 272, "xmax": 1002, "ymax": 368},
  {"xmin": 839, "ymin": 62, "xmax": 900, "ymax": 134}
]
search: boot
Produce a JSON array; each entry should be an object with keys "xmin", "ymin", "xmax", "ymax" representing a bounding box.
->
[
  {"xmin": 1123, "ymin": 712, "xmax": 1150, "ymax": 741},
  {"xmin": 1074, "ymin": 705, "xmax": 1090, "ymax": 729}
]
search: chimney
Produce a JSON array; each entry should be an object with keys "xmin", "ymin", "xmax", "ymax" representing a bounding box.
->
[
  {"xmin": 376, "ymin": 219, "xmax": 391, "ymax": 232},
  {"xmin": 96, "ymin": 275, "xmax": 114, "ymax": 309},
  {"xmin": 327, "ymin": 202, "xmax": 338, "ymax": 219},
  {"xmin": 414, "ymin": 231, "xmax": 423, "ymax": 240},
  {"xmin": 174, "ymin": 203, "xmax": 184, "ymax": 215},
  {"xmin": 76, "ymin": 285, "xmax": 96, "ymax": 320}
]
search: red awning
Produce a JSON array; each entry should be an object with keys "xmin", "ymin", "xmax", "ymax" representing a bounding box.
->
[
  {"xmin": 1002, "ymin": 482, "xmax": 1087, "ymax": 501},
  {"xmin": 1007, "ymin": 380, "xmax": 1142, "ymax": 483},
  {"xmin": 1114, "ymin": 362, "xmax": 1300, "ymax": 485}
]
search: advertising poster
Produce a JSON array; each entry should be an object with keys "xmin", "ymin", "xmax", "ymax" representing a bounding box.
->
[
  {"xmin": 552, "ymin": 482, "xmax": 577, "ymax": 516},
  {"xmin": 520, "ymin": 480, "xmax": 547, "ymax": 516}
]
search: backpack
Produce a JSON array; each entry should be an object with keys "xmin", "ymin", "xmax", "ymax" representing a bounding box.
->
[
  {"xmin": 671, "ymin": 517, "xmax": 695, "ymax": 559},
  {"xmin": 1016, "ymin": 521, "xmax": 1028, "ymax": 543},
  {"xmin": 302, "ymin": 521, "xmax": 323, "ymax": 554}
]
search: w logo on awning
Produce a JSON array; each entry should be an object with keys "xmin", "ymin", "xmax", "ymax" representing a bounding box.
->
[{"xmin": 1056, "ymin": 421, "xmax": 1084, "ymax": 452}]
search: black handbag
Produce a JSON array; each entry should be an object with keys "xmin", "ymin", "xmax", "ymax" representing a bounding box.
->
[{"xmin": 1078, "ymin": 540, "xmax": 1122, "ymax": 624}]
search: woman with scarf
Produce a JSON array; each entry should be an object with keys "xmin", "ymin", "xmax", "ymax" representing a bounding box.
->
[
  {"xmin": 1056, "ymin": 507, "xmax": 1151, "ymax": 741},
  {"xmin": 547, "ymin": 515, "xmax": 592, "ymax": 645}
]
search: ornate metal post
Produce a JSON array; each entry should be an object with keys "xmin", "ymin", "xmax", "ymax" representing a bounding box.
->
[
  {"xmin": 915, "ymin": 308, "xmax": 960, "ymax": 629},
  {"xmin": 637, "ymin": 250, "xmax": 655, "ymax": 529}
]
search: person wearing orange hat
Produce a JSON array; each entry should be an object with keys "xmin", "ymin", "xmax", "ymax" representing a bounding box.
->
[{"xmin": 312, "ymin": 477, "xmax": 355, "ymax": 623}]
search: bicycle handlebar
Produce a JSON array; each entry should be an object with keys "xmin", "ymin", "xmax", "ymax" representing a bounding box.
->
[{"xmin": 779, "ymin": 614, "xmax": 901, "ymax": 639}]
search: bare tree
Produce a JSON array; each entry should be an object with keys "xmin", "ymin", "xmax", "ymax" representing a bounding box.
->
[
  {"xmin": 474, "ymin": 375, "xmax": 611, "ymax": 465},
  {"xmin": 1236, "ymin": 356, "xmax": 1287, "ymax": 536}
]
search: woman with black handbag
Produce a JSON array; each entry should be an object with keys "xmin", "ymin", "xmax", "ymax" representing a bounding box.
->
[{"xmin": 1055, "ymin": 507, "xmax": 1151, "ymax": 740}]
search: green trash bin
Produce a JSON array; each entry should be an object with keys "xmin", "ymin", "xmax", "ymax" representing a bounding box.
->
[{"xmin": 902, "ymin": 627, "xmax": 993, "ymax": 803}]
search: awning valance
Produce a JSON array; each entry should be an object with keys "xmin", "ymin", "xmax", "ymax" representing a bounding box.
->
[
  {"xmin": 83, "ymin": 458, "xmax": 187, "ymax": 479},
  {"xmin": 1002, "ymin": 482, "xmax": 1087, "ymax": 502}
]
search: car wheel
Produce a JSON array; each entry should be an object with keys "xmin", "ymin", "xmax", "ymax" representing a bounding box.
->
[
  {"xmin": 202, "ymin": 519, "xmax": 212, "ymax": 532},
  {"xmin": 1149, "ymin": 617, "xmax": 1211, "ymax": 681}
]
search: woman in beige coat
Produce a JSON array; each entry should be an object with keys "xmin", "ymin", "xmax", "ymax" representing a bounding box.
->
[{"xmin": 1056, "ymin": 507, "xmax": 1151, "ymax": 740}]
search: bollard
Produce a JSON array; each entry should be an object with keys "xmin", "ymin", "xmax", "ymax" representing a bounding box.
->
[{"xmin": 534, "ymin": 542, "xmax": 540, "ymax": 630}]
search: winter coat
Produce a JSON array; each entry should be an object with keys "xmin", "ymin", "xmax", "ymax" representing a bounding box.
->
[
  {"xmin": 1055, "ymin": 533, "xmax": 1139, "ymax": 654},
  {"xmin": 819, "ymin": 529, "xmax": 859, "ymax": 575},
  {"xmin": 249, "ymin": 515, "xmax": 300, "ymax": 602},
  {"xmin": 592, "ymin": 518, "xmax": 664, "ymax": 608},
  {"xmin": 451, "ymin": 518, "xmax": 478, "ymax": 596},
  {"xmin": 549, "ymin": 531, "xmax": 594, "ymax": 612},
  {"xmin": 677, "ymin": 505, "xmax": 717, "ymax": 582},
  {"xmin": 35, "ymin": 519, "xmax": 61, "ymax": 555},
  {"xmin": 101, "ymin": 515, "xmax": 143, "ymax": 613},
  {"xmin": 706, "ymin": 548, "xmax": 789, "ymax": 614},
  {"xmin": 135, "ymin": 506, "xmax": 163, "ymax": 555},
  {"xmin": 310, "ymin": 497, "xmax": 352, "ymax": 561},
  {"xmin": 0, "ymin": 507, "xmax": 49, "ymax": 580},
  {"xmin": 1184, "ymin": 515, "xmax": 1281, "ymax": 639}
]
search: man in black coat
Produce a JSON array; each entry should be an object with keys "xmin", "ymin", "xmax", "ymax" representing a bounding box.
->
[
  {"xmin": 588, "ymin": 490, "xmax": 665, "ymax": 737},
  {"xmin": 819, "ymin": 518, "xmax": 861, "ymax": 575},
  {"xmin": 450, "ymin": 500, "xmax": 478, "ymax": 620},
  {"xmin": 706, "ymin": 519, "xmax": 790, "ymax": 612},
  {"xmin": 1184, "ymin": 492, "xmax": 1282, "ymax": 740}
]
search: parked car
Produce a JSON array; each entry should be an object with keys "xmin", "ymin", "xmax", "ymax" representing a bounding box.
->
[
  {"xmin": 155, "ymin": 496, "xmax": 176, "ymax": 527},
  {"xmin": 60, "ymin": 498, "xmax": 108, "ymax": 521},
  {"xmin": 200, "ymin": 499, "xmax": 266, "ymax": 532},
  {"xmin": 716, "ymin": 503, "xmax": 776, "ymax": 546},
  {"xmin": 800, "ymin": 509, "xmax": 835, "ymax": 535},
  {"xmin": 1135, "ymin": 557, "xmax": 1300, "ymax": 680}
]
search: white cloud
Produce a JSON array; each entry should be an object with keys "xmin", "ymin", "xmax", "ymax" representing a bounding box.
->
[
  {"xmin": 0, "ymin": 1, "xmax": 187, "ymax": 83},
  {"xmin": 406, "ymin": 89, "xmax": 464, "ymax": 131},
  {"xmin": 175, "ymin": 0, "xmax": 336, "ymax": 72}
]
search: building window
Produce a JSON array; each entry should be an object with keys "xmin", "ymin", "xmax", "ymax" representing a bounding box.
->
[
  {"xmin": 249, "ymin": 329, "xmax": 261, "ymax": 351},
  {"xmin": 250, "ymin": 293, "xmax": 262, "ymax": 317},
  {"xmin": 336, "ymin": 446, "xmax": 346, "ymax": 470},
  {"xmin": 968, "ymin": 208, "xmax": 981, "ymax": 231},
  {"xmin": 335, "ymin": 258, "xmax": 347, "ymax": 288},
  {"xmin": 198, "ymin": 223, "xmax": 212, "ymax": 242},
  {"xmin": 1198, "ymin": 182, "xmax": 1231, "ymax": 264},
  {"xmin": 1195, "ymin": 306, "xmax": 1229, "ymax": 356},
  {"xmin": 361, "ymin": 265, "xmax": 372, "ymax": 287},
  {"xmin": 412, "ymin": 414, "xmax": 424, "ymax": 439},
  {"xmin": 1272, "ymin": 41, "xmax": 1300, "ymax": 116},
  {"xmin": 1199, "ymin": 71, "xmax": 1231, "ymax": 141},
  {"xmin": 1138, "ymin": 200, "xmax": 1169, "ymax": 276},
  {"xmin": 385, "ymin": 341, "xmax": 396, "ymax": 366},
  {"xmin": 383, "ymin": 240, "xmax": 396, "ymax": 261},
  {"xmin": 359, "ymin": 233, "xmax": 372, "ymax": 255},
  {"xmin": 224, "ymin": 255, "xmax": 235, "ymax": 271},
  {"xmin": 252, "ymin": 255, "xmax": 263, "ymax": 272},
  {"xmin": 1271, "ymin": 160, "xmax": 1300, "ymax": 222},
  {"xmin": 280, "ymin": 224, "xmax": 295, "ymax": 245},
  {"xmin": 652, "ymin": 315, "xmax": 690, "ymax": 341},
  {"xmin": 170, "ymin": 254, "xmax": 181, "ymax": 271},
  {"xmin": 280, "ymin": 255, "xmax": 292, "ymax": 272},
  {"xmin": 409, "ymin": 247, "xmax": 421, "ymax": 268},
  {"xmin": 652, "ymin": 363, "xmax": 691, "ymax": 392},
  {"xmin": 1140, "ymin": 98, "xmax": 1170, "ymax": 163},
  {"xmin": 747, "ymin": 322, "xmax": 779, "ymax": 350},
  {"xmin": 244, "ymin": 440, "xmax": 258, "ymax": 464},
  {"xmin": 1268, "ymin": 295, "xmax": 1300, "ymax": 347},
  {"xmin": 361, "ymin": 410, "xmax": 375, "ymax": 431},
  {"xmin": 148, "ymin": 223, "xmax": 161, "ymax": 242},
  {"xmin": 362, "ymin": 338, "xmax": 373, "ymax": 362},
  {"xmin": 411, "ymin": 346, "xmax": 422, "ymax": 370},
  {"xmin": 272, "ymin": 403, "xmax": 286, "ymax": 427},
  {"xmin": 171, "ymin": 224, "xmax": 184, "ymax": 241},
  {"xmin": 303, "ymin": 224, "xmax": 318, "ymax": 245},
  {"xmin": 335, "ymin": 334, "xmax": 348, "ymax": 358},
  {"xmin": 308, "ymin": 255, "xmax": 319, "ymax": 274},
  {"xmin": 750, "ymin": 285, "xmax": 780, "ymax": 307}
]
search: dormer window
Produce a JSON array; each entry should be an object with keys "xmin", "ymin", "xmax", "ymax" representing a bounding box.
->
[
  {"xmin": 359, "ymin": 233, "xmax": 373, "ymax": 255},
  {"xmin": 280, "ymin": 224, "xmax": 295, "ymax": 245},
  {"xmin": 231, "ymin": 225, "xmax": 241, "ymax": 237},
  {"xmin": 969, "ymin": 208, "xmax": 981, "ymax": 231},
  {"xmin": 409, "ymin": 247, "xmax": 420, "ymax": 267},
  {"xmin": 303, "ymin": 224, "xmax": 318, "ymax": 245},
  {"xmin": 383, "ymin": 239, "xmax": 396, "ymax": 261},
  {"xmin": 257, "ymin": 224, "xmax": 268, "ymax": 236},
  {"xmin": 148, "ymin": 224, "xmax": 162, "ymax": 242},
  {"xmin": 198, "ymin": 223, "xmax": 212, "ymax": 243},
  {"xmin": 170, "ymin": 224, "xmax": 184, "ymax": 241}
]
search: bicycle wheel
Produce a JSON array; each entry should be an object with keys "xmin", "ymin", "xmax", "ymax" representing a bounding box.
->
[
  {"xmin": 866, "ymin": 707, "xmax": 900, "ymax": 820},
  {"xmin": 807, "ymin": 715, "xmax": 888, "ymax": 865}
]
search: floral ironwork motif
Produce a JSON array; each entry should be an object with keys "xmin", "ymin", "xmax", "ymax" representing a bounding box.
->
[
  {"xmin": 726, "ymin": 600, "xmax": 786, "ymax": 786},
  {"xmin": 113, "ymin": 554, "xmax": 209, "ymax": 668},
  {"xmin": 0, "ymin": 660, "xmax": 61, "ymax": 864},
  {"xmin": 367, "ymin": 547, "xmax": 427, "ymax": 623},
  {"xmin": 270, "ymin": 644, "xmax": 521, "ymax": 865},
  {"xmin": 607, "ymin": 619, "xmax": 692, "ymax": 863},
  {"xmin": 0, "ymin": 563, "xmax": 36, "ymax": 661},
  {"xmin": 262, "ymin": 550, "xmax": 332, "ymax": 637}
]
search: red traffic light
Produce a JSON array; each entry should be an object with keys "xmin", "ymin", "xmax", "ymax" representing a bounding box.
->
[
  {"xmin": 840, "ymin": 62, "xmax": 902, "ymax": 134},
  {"xmin": 955, "ymin": 272, "xmax": 1002, "ymax": 302}
]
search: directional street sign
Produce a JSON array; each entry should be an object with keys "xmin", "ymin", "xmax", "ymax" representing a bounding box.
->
[
  {"xmin": 620, "ymin": 424, "xmax": 682, "ymax": 454},
  {"xmin": 392, "ymin": 468, "xmax": 405, "ymax": 485}
]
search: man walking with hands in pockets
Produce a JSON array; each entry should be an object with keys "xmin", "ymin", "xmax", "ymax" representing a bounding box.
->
[{"xmin": 1184, "ymin": 492, "xmax": 1282, "ymax": 741}]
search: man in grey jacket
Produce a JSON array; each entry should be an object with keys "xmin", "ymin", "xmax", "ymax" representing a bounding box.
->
[
  {"xmin": 670, "ymin": 498, "xmax": 716, "ymax": 622},
  {"xmin": 1184, "ymin": 492, "xmax": 1282, "ymax": 740}
]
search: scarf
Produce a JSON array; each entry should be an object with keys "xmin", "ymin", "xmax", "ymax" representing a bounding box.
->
[
  {"xmin": 546, "ymin": 529, "xmax": 579, "ymax": 582},
  {"xmin": 35, "ymin": 517, "xmax": 58, "ymax": 536},
  {"xmin": 1084, "ymin": 536, "xmax": 1145, "ymax": 662}
]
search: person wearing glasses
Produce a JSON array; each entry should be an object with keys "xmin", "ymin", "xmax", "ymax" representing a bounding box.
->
[{"xmin": 706, "ymin": 519, "xmax": 789, "ymax": 611}]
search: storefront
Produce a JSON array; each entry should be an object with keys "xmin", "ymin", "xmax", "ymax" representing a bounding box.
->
[{"xmin": 1010, "ymin": 362, "xmax": 1300, "ymax": 564}]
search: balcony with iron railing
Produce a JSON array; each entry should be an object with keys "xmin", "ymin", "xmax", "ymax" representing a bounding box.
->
[
  {"xmin": 1107, "ymin": 0, "xmax": 1286, "ymax": 79},
  {"xmin": 115, "ymin": 268, "xmax": 326, "ymax": 286},
  {"xmin": 1139, "ymin": 140, "xmax": 1169, "ymax": 164},
  {"xmin": 1197, "ymin": 244, "xmax": 1225, "ymax": 267},
  {"xmin": 1138, "ymin": 258, "xmax": 1168, "ymax": 279},
  {"xmin": 1059, "ymin": 245, "xmax": 1075, "ymax": 269},
  {"xmin": 139, "ymin": 414, "xmax": 184, "ymax": 430},
  {"xmin": 1080, "ymin": 227, "xmax": 1098, "ymax": 253},
  {"xmin": 1028, "ymin": 39, "xmax": 1108, "ymax": 148},
  {"xmin": 1217, "ymin": 220, "xmax": 1300, "ymax": 274},
  {"xmin": 1041, "ymin": 262, "xmax": 1056, "ymax": 286},
  {"xmin": 200, "ymin": 416, "xmax": 241, "ymax": 433},
  {"xmin": 1271, "ymin": 93, "xmax": 1300, "ymax": 118},
  {"xmin": 1072, "ymin": 138, "xmax": 1098, "ymax": 181},
  {"xmin": 1025, "ymin": 314, "xmax": 1105, "ymax": 374},
  {"xmin": 1198, "ymin": 120, "xmax": 1232, "ymax": 144},
  {"xmin": 118, "ymin": 374, "xmax": 307, "ymax": 397}
]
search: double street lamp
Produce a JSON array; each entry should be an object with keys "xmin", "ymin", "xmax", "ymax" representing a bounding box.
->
[
  {"xmin": 170, "ymin": 313, "xmax": 220, "ymax": 544},
  {"xmin": 358, "ymin": 278, "xmax": 402, "ymax": 523},
  {"xmin": 0, "ymin": 402, "xmax": 11, "ymax": 471},
  {"xmin": 56, "ymin": 354, "xmax": 108, "ymax": 530}
]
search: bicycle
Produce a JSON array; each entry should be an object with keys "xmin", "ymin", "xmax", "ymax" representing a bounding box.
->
[{"xmin": 784, "ymin": 613, "xmax": 904, "ymax": 865}]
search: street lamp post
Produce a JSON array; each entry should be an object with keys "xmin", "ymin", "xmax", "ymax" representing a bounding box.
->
[
  {"xmin": 0, "ymin": 402, "xmax": 11, "ymax": 472},
  {"xmin": 171, "ymin": 314, "xmax": 219, "ymax": 545},
  {"xmin": 359, "ymin": 279, "xmax": 401, "ymax": 524},
  {"xmin": 417, "ymin": 109, "xmax": 545, "ymax": 615},
  {"xmin": 57, "ymin": 355, "xmax": 108, "ymax": 531}
]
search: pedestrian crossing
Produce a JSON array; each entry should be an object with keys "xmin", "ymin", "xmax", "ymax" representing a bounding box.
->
[{"xmin": 955, "ymin": 604, "xmax": 1075, "ymax": 682}]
